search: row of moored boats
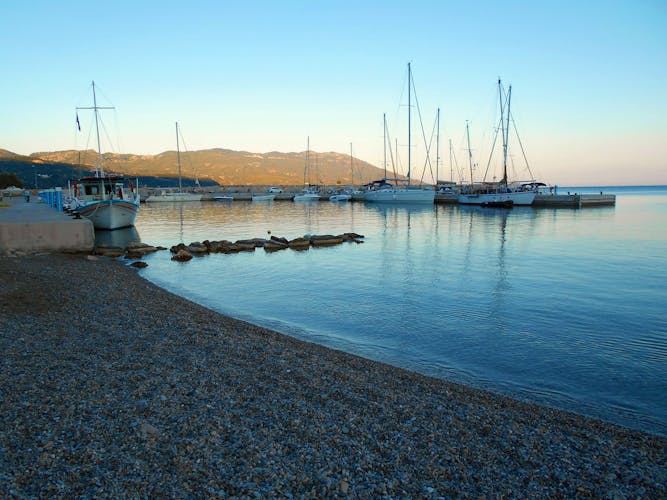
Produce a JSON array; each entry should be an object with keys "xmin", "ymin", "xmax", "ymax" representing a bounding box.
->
[{"xmin": 65, "ymin": 68, "xmax": 546, "ymax": 231}]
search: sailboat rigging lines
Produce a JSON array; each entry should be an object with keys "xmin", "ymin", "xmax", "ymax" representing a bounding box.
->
[
  {"xmin": 363, "ymin": 63, "xmax": 435, "ymax": 204},
  {"xmin": 457, "ymin": 79, "xmax": 537, "ymax": 207},
  {"xmin": 145, "ymin": 122, "xmax": 202, "ymax": 202},
  {"xmin": 68, "ymin": 81, "xmax": 140, "ymax": 229}
]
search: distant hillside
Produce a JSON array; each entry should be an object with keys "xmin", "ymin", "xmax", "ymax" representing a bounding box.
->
[
  {"xmin": 0, "ymin": 149, "xmax": 213, "ymax": 189},
  {"xmin": 31, "ymin": 148, "xmax": 390, "ymax": 187}
]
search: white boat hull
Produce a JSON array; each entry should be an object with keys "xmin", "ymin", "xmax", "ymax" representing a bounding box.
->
[
  {"xmin": 457, "ymin": 191, "xmax": 536, "ymax": 206},
  {"xmin": 146, "ymin": 192, "xmax": 202, "ymax": 202},
  {"xmin": 329, "ymin": 194, "xmax": 351, "ymax": 202},
  {"xmin": 252, "ymin": 194, "xmax": 275, "ymax": 202},
  {"xmin": 294, "ymin": 193, "xmax": 321, "ymax": 202},
  {"xmin": 77, "ymin": 199, "xmax": 140, "ymax": 230},
  {"xmin": 364, "ymin": 188, "xmax": 435, "ymax": 204}
]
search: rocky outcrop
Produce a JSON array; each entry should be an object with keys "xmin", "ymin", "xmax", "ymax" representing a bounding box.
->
[
  {"xmin": 162, "ymin": 232, "xmax": 365, "ymax": 261},
  {"xmin": 235, "ymin": 238, "xmax": 269, "ymax": 248},
  {"xmin": 94, "ymin": 242, "xmax": 162, "ymax": 260},
  {"xmin": 188, "ymin": 242, "xmax": 209, "ymax": 255},
  {"xmin": 288, "ymin": 237, "xmax": 311, "ymax": 250},
  {"xmin": 270, "ymin": 235, "xmax": 289, "ymax": 245},
  {"xmin": 310, "ymin": 235, "xmax": 344, "ymax": 247},
  {"xmin": 264, "ymin": 240, "xmax": 289, "ymax": 252},
  {"xmin": 125, "ymin": 243, "xmax": 159, "ymax": 260},
  {"xmin": 171, "ymin": 249, "xmax": 193, "ymax": 262},
  {"xmin": 91, "ymin": 231, "xmax": 364, "ymax": 265},
  {"xmin": 340, "ymin": 232, "xmax": 365, "ymax": 243},
  {"xmin": 94, "ymin": 247, "xmax": 125, "ymax": 258}
]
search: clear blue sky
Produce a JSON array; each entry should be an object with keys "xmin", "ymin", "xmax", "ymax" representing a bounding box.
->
[{"xmin": 2, "ymin": 0, "xmax": 665, "ymax": 185}]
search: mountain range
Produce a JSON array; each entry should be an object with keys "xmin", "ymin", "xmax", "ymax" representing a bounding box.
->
[{"xmin": 1, "ymin": 147, "xmax": 392, "ymax": 189}]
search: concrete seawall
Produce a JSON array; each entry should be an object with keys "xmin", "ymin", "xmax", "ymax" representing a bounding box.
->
[{"xmin": 0, "ymin": 197, "xmax": 94, "ymax": 255}]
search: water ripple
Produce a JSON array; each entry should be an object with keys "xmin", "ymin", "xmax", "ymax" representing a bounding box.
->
[{"xmin": 137, "ymin": 192, "xmax": 667, "ymax": 436}]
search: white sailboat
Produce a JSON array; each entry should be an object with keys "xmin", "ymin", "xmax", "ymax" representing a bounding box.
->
[
  {"xmin": 294, "ymin": 137, "xmax": 322, "ymax": 202},
  {"xmin": 364, "ymin": 64, "xmax": 435, "ymax": 205},
  {"xmin": 251, "ymin": 192, "xmax": 276, "ymax": 202},
  {"xmin": 69, "ymin": 81, "xmax": 140, "ymax": 230},
  {"xmin": 146, "ymin": 122, "xmax": 202, "ymax": 202},
  {"xmin": 329, "ymin": 143, "xmax": 357, "ymax": 202},
  {"xmin": 458, "ymin": 80, "xmax": 536, "ymax": 207},
  {"xmin": 294, "ymin": 188, "xmax": 321, "ymax": 202}
]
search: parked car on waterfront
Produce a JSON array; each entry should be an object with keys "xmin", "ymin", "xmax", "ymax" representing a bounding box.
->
[{"xmin": 268, "ymin": 187, "xmax": 283, "ymax": 193}]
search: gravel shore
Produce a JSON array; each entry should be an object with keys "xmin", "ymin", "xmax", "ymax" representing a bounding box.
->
[{"xmin": 1, "ymin": 253, "xmax": 665, "ymax": 497}]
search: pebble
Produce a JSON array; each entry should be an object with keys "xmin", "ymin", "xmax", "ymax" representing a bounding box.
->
[{"xmin": 0, "ymin": 253, "xmax": 665, "ymax": 497}]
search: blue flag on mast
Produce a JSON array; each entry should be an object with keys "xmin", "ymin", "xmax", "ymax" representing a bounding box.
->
[{"xmin": 76, "ymin": 112, "xmax": 81, "ymax": 131}]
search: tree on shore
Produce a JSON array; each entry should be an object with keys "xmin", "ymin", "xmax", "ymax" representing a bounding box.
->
[{"xmin": 0, "ymin": 172, "xmax": 24, "ymax": 189}]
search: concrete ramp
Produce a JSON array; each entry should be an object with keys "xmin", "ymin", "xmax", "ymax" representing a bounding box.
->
[{"xmin": 0, "ymin": 197, "xmax": 94, "ymax": 255}]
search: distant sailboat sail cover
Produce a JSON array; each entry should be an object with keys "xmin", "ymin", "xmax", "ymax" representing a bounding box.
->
[{"xmin": 69, "ymin": 81, "xmax": 140, "ymax": 230}]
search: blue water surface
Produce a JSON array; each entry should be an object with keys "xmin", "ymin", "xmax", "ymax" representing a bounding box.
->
[{"xmin": 125, "ymin": 186, "xmax": 667, "ymax": 436}]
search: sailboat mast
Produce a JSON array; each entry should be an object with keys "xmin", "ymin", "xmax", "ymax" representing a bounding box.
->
[
  {"xmin": 383, "ymin": 113, "xmax": 387, "ymax": 179},
  {"xmin": 92, "ymin": 81, "xmax": 104, "ymax": 177},
  {"xmin": 77, "ymin": 81, "xmax": 115, "ymax": 178},
  {"xmin": 304, "ymin": 136, "xmax": 309, "ymax": 187},
  {"xmin": 504, "ymin": 85, "xmax": 512, "ymax": 186},
  {"xmin": 436, "ymin": 107, "xmax": 440, "ymax": 185},
  {"xmin": 395, "ymin": 138, "xmax": 398, "ymax": 179},
  {"xmin": 449, "ymin": 138, "xmax": 453, "ymax": 182},
  {"xmin": 498, "ymin": 79, "xmax": 508, "ymax": 186},
  {"xmin": 176, "ymin": 122, "xmax": 182, "ymax": 192},
  {"xmin": 350, "ymin": 142, "xmax": 354, "ymax": 187},
  {"xmin": 466, "ymin": 120, "xmax": 474, "ymax": 186},
  {"xmin": 407, "ymin": 62, "xmax": 411, "ymax": 184}
]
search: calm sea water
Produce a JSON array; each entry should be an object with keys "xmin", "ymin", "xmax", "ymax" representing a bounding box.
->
[{"xmin": 115, "ymin": 186, "xmax": 667, "ymax": 436}]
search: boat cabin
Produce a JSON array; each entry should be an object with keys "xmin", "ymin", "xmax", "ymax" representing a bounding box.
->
[{"xmin": 75, "ymin": 176, "xmax": 132, "ymax": 201}]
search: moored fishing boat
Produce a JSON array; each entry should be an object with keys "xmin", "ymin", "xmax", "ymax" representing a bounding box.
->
[
  {"xmin": 69, "ymin": 81, "xmax": 140, "ymax": 229},
  {"xmin": 70, "ymin": 175, "xmax": 140, "ymax": 229}
]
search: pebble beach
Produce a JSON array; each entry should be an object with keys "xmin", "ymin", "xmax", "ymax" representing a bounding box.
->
[{"xmin": 1, "ymin": 253, "xmax": 665, "ymax": 497}]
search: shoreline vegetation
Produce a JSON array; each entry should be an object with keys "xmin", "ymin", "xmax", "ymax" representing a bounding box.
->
[{"xmin": 1, "ymin": 253, "xmax": 664, "ymax": 497}]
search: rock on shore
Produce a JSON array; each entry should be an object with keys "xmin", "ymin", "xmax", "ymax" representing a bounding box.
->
[{"xmin": 0, "ymin": 254, "xmax": 665, "ymax": 497}]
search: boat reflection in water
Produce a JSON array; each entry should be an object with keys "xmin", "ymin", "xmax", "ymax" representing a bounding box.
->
[{"xmin": 94, "ymin": 226, "xmax": 141, "ymax": 249}]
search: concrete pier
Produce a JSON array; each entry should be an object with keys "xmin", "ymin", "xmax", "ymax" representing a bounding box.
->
[
  {"xmin": 533, "ymin": 193, "xmax": 616, "ymax": 208},
  {"xmin": 0, "ymin": 197, "xmax": 94, "ymax": 255},
  {"xmin": 192, "ymin": 190, "xmax": 618, "ymax": 207}
]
